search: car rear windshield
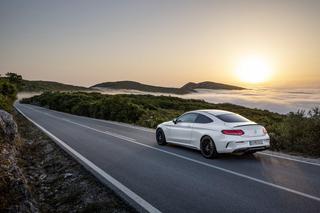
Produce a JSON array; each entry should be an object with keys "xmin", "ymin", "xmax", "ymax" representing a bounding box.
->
[{"xmin": 216, "ymin": 113, "xmax": 250, "ymax": 123}]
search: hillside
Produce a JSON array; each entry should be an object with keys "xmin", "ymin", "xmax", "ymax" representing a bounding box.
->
[
  {"xmin": 22, "ymin": 80, "xmax": 90, "ymax": 92},
  {"xmin": 91, "ymin": 80, "xmax": 245, "ymax": 94},
  {"xmin": 181, "ymin": 81, "xmax": 245, "ymax": 90},
  {"xmin": 92, "ymin": 81, "xmax": 190, "ymax": 94}
]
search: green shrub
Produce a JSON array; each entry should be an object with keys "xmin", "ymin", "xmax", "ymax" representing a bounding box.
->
[
  {"xmin": 271, "ymin": 109, "xmax": 320, "ymax": 155},
  {"xmin": 0, "ymin": 79, "xmax": 17, "ymax": 111}
]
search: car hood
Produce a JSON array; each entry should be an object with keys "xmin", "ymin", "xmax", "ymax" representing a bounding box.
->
[{"xmin": 158, "ymin": 121, "xmax": 174, "ymax": 128}]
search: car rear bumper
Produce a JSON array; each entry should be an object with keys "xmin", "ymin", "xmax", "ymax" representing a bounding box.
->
[
  {"xmin": 216, "ymin": 135, "xmax": 270, "ymax": 153},
  {"xmin": 232, "ymin": 146, "xmax": 269, "ymax": 153}
]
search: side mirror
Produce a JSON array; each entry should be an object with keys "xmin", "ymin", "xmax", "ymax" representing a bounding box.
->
[{"xmin": 173, "ymin": 118, "xmax": 178, "ymax": 124}]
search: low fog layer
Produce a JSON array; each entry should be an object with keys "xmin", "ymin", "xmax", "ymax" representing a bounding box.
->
[{"xmin": 98, "ymin": 87, "xmax": 320, "ymax": 114}]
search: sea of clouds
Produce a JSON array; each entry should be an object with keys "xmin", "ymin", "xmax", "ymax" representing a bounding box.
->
[
  {"xmin": 18, "ymin": 87, "xmax": 320, "ymax": 115},
  {"xmin": 99, "ymin": 87, "xmax": 320, "ymax": 114}
]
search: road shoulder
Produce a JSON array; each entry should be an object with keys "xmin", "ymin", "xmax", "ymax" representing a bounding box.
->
[{"xmin": 13, "ymin": 110, "xmax": 137, "ymax": 212}]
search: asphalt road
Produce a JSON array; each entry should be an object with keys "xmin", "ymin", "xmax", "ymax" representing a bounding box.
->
[{"xmin": 15, "ymin": 103, "xmax": 320, "ymax": 213}]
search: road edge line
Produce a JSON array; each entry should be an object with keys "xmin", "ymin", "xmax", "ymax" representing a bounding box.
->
[
  {"xmin": 18, "ymin": 104, "xmax": 320, "ymax": 202},
  {"xmin": 63, "ymin": 115, "xmax": 320, "ymax": 167},
  {"xmin": 15, "ymin": 104, "xmax": 161, "ymax": 213},
  {"xmin": 257, "ymin": 152, "xmax": 320, "ymax": 167},
  {"xmin": 28, "ymin": 103, "xmax": 155, "ymax": 133},
  {"xmin": 23, "ymin": 104, "xmax": 320, "ymax": 166}
]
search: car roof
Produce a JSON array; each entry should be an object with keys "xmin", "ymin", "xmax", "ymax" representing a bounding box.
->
[{"xmin": 189, "ymin": 109, "xmax": 233, "ymax": 116}]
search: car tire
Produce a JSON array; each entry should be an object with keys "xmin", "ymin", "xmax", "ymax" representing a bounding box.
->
[
  {"xmin": 200, "ymin": 136, "xmax": 218, "ymax": 159},
  {"xmin": 156, "ymin": 128, "xmax": 167, "ymax": 145}
]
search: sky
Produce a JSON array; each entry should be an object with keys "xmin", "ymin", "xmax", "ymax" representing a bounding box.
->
[{"xmin": 0, "ymin": 0, "xmax": 319, "ymax": 88}]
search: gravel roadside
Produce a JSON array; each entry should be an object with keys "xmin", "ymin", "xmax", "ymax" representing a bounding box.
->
[{"xmin": 12, "ymin": 110, "xmax": 137, "ymax": 213}]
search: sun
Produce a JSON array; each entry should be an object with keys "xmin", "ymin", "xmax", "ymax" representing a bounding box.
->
[{"xmin": 234, "ymin": 56, "xmax": 273, "ymax": 83}]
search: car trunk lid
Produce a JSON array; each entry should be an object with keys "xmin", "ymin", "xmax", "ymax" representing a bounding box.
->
[{"xmin": 225, "ymin": 122, "xmax": 266, "ymax": 137}]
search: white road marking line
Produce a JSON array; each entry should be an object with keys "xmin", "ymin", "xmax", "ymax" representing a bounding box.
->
[
  {"xmin": 18, "ymin": 104, "xmax": 320, "ymax": 203},
  {"xmin": 98, "ymin": 120, "xmax": 155, "ymax": 133},
  {"xmin": 29, "ymin": 104, "xmax": 155, "ymax": 133},
  {"xmin": 35, "ymin": 104, "xmax": 320, "ymax": 166},
  {"xmin": 15, "ymin": 105, "xmax": 161, "ymax": 213},
  {"xmin": 19, "ymin": 107, "xmax": 137, "ymax": 142},
  {"xmin": 94, "ymin": 115, "xmax": 320, "ymax": 166},
  {"xmin": 257, "ymin": 152, "xmax": 320, "ymax": 167},
  {"xmin": 24, "ymin": 104, "xmax": 320, "ymax": 166},
  {"xmin": 23, "ymin": 107, "xmax": 137, "ymax": 142},
  {"xmin": 64, "ymin": 118, "xmax": 137, "ymax": 142}
]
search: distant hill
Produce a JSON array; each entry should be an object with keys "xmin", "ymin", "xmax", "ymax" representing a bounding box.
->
[
  {"xmin": 22, "ymin": 80, "xmax": 90, "ymax": 92},
  {"xmin": 92, "ymin": 81, "xmax": 188, "ymax": 94},
  {"xmin": 91, "ymin": 80, "xmax": 245, "ymax": 94},
  {"xmin": 181, "ymin": 81, "xmax": 245, "ymax": 91}
]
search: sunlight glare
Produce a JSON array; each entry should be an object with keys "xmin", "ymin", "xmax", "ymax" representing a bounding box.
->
[{"xmin": 234, "ymin": 56, "xmax": 273, "ymax": 83}]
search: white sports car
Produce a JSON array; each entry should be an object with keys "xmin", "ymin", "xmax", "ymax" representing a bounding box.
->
[{"xmin": 156, "ymin": 110, "xmax": 270, "ymax": 158}]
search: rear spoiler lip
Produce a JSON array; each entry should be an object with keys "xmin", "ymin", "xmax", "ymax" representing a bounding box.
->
[{"xmin": 233, "ymin": 123, "xmax": 261, "ymax": 128}]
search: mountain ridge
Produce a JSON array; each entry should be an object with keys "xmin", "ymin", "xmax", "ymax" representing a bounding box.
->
[
  {"xmin": 18, "ymin": 78, "xmax": 245, "ymax": 94},
  {"xmin": 91, "ymin": 80, "xmax": 245, "ymax": 94},
  {"xmin": 22, "ymin": 80, "xmax": 91, "ymax": 92},
  {"xmin": 181, "ymin": 81, "xmax": 245, "ymax": 91}
]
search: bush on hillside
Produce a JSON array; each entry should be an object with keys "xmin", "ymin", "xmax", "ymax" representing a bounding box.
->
[
  {"xmin": 271, "ymin": 108, "xmax": 320, "ymax": 156},
  {"xmin": 0, "ymin": 79, "xmax": 17, "ymax": 112}
]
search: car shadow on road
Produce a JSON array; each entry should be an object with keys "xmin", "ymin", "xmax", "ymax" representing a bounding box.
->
[{"xmin": 165, "ymin": 143, "xmax": 260, "ymax": 162}]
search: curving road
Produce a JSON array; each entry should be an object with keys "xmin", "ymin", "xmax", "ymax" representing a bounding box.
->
[{"xmin": 15, "ymin": 102, "xmax": 320, "ymax": 213}]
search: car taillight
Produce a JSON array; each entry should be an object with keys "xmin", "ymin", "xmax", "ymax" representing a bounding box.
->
[
  {"xmin": 221, "ymin": 129, "xmax": 244, "ymax": 136},
  {"xmin": 262, "ymin": 127, "xmax": 268, "ymax": 135}
]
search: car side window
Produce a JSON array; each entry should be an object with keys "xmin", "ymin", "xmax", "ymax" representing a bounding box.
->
[
  {"xmin": 177, "ymin": 113, "xmax": 198, "ymax": 123},
  {"xmin": 195, "ymin": 114, "xmax": 213, "ymax": 124}
]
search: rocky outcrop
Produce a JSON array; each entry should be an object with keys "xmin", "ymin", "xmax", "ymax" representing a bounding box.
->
[
  {"xmin": 0, "ymin": 109, "xmax": 38, "ymax": 212},
  {"xmin": 0, "ymin": 110, "xmax": 18, "ymax": 144},
  {"xmin": 0, "ymin": 142, "xmax": 38, "ymax": 212}
]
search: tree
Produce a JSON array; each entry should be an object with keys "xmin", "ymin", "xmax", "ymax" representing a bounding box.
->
[
  {"xmin": 0, "ymin": 80, "xmax": 17, "ymax": 111},
  {"xmin": 5, "ymin": 72, "xmax": 23, "ymax": 90}
]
